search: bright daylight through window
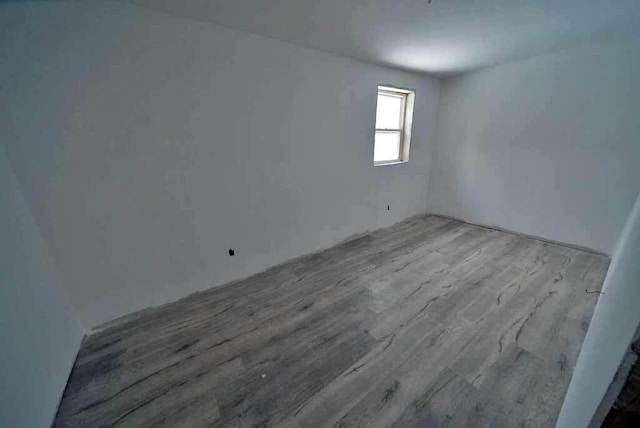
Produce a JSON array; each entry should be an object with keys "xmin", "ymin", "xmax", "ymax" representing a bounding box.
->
[{"xmin": 374, "ymin": 85, "xmax": 415, "ymax": 165}]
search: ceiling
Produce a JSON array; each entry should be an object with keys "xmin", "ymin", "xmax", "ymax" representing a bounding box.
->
[{"xmin": 126, "ymin": 0, "xmax": 640, "ymax": 76}]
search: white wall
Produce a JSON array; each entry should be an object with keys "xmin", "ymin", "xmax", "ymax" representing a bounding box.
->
[
  {"xmin": 429, "ymin": 33, "xmax": 640, "ymax": 254},
  {"xmin": 0, "ymin": 1, "xmax": 440, "ymax": 328},
  {"xmin": 556, "ymin": 191, "xmax": 640, "ymax": 427},
  {"xmin": 0, "ymin": 148, "xmax": 85, "ymax": 427}
]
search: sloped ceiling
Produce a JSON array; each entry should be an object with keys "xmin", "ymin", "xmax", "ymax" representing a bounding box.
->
[{"xmin": 126, "ymin": 0, "xmax": 640, "ymax": 75}]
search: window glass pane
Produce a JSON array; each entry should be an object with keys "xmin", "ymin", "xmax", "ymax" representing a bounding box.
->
[
  {"xmin": 374, "ymin": 131, "xmax": 401, "ymax": 162},
  {"xmin": 376, "ymin": 93, "xmax": 403, "ymax": 129}
]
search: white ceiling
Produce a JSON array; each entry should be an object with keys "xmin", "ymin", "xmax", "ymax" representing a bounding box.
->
[{"xmin": 127, "ymin": 0, "xmax": 640, "ymax": 76}]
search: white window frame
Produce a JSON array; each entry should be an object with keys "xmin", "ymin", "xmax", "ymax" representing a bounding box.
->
[{"xmin": 374, "ymin": 85, "xmax": 415, "ymax": 166}]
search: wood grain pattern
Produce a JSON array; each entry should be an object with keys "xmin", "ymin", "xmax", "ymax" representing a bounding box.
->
[{"xmin": 53, "ymin": 215, "xmax": 609, "ymax": 427}]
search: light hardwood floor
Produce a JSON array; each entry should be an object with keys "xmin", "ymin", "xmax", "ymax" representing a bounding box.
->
[{"xmin": 54, "ymin": 215, "xmax": 609, "ymax": 427}]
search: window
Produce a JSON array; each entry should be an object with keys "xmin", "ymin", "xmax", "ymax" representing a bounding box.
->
[{"xmin": 374, "ymin": 85, "xmax": 415, "ymax": 165}]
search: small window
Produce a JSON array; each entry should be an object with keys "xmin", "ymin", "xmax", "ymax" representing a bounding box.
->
[{"xmin": 374, "ymin": 85, "xmax": 415, "ymax": 165}]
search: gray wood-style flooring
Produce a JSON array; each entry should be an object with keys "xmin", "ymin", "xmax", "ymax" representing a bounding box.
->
[{"xmin": 54, "ymin": 215, "xmax": 609, "ymax": 427}]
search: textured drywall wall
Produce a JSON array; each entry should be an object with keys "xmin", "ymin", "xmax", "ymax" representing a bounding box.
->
[
  {"xmin": 0, "ymin": 1, "xmax": 440, "ymax": 327},
  {"xmin": 556, "ymin": 192, "xmax": 640, "ymax": 427},
  {"xmin": 429, "ymin": 34, "xmax": 640, "ymax": 255},
  {"xmin": 0, "ymin": 148, "xmax": 84, "ymax": 427}
]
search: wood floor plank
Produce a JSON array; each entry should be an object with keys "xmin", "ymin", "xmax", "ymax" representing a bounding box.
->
[{"xmin": 53, "ymin": 215, "xmax": 609, "ymax": 427}]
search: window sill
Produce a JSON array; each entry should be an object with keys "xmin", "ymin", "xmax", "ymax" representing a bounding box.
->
[{"xmin": 374, "ymin": 160, "xmax": 409, "ymax": 167}]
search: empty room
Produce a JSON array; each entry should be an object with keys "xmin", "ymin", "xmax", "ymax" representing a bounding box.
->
[{"xmin": 2, "ymin": 0, "xmax": 640, "ymax": 427}]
